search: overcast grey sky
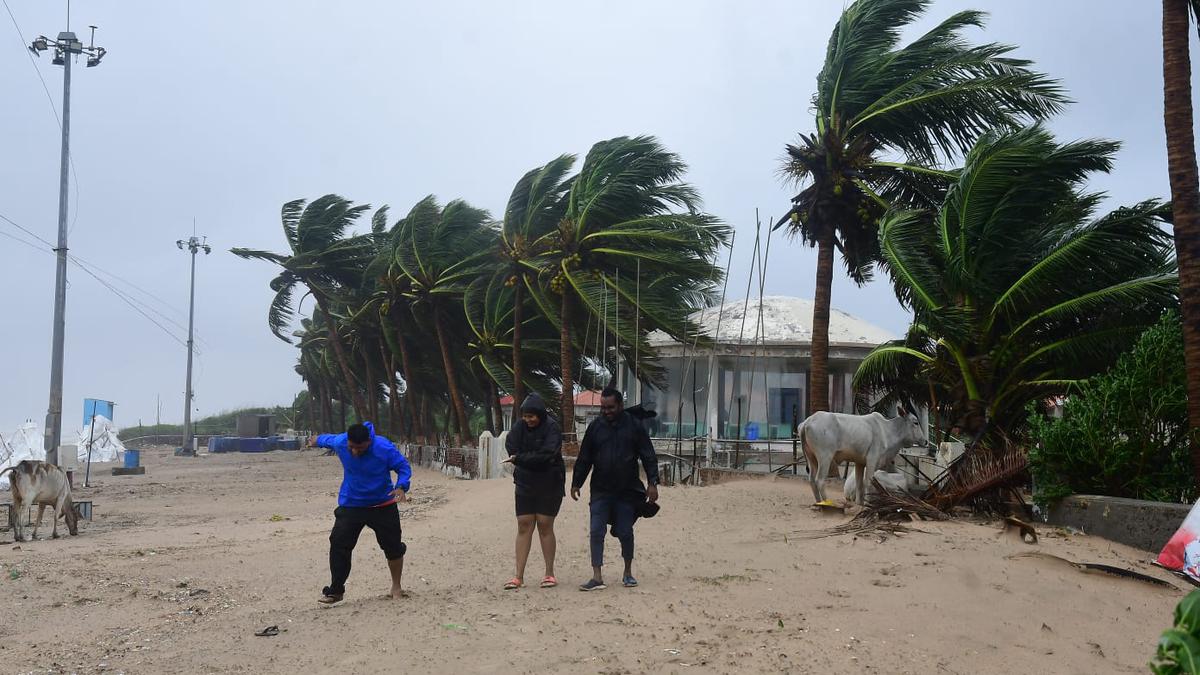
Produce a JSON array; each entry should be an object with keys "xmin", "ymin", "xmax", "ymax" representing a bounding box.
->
[{"xmin": 0, "ymin": 1, "xmax": 1193, "ymax": 435}]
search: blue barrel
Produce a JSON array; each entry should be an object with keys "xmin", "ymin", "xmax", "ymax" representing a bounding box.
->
[
  {"xmin": 238, "ymin": 437, "xmax": 269, "ymax": 453},
  {"xmin": 745, "ymin": 422, "xmax": 759, "ymax": 441},
  {"xmin": 124, "ymin": 449, "xmax": 141, "ymax": 468}
]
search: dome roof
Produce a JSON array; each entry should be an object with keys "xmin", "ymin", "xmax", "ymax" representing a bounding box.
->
[{"xmin": 647, "ymin": 296, "xmax": 895, "ymax": 347}]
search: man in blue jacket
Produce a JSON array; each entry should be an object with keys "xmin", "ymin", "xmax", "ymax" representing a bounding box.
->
[{"xmin": 307, "ymin": 421, "xmax": 412, "ymax": 604}]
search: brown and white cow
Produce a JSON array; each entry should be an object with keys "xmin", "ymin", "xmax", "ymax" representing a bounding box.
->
[{"xmin": 1, "ymin": 460, "xmax": 78, "ymax": 541}]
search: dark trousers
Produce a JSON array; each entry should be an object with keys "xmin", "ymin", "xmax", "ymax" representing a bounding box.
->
[
  {"xmin": 326, "ymin": 503, "xmax": 406, "ymax": 596},
  {"xmin": 589, "ymin": 493, "xmax": 636, "ymax": 568}
]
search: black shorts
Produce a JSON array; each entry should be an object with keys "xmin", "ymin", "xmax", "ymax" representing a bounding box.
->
[
  {"xmin": 515, "ymin": 492, "xmax": 563, "ymax": 517},
  {"xmin": 330, "ymin": 503, "xmax": 407, "ymax": 560}
]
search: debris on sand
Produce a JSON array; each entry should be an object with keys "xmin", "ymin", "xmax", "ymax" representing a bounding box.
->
[{"xmin": 1008, "ymin": 551, "xmax": 1177, "ymax": 589}]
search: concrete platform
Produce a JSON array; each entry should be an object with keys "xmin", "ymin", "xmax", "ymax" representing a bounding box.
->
[{"xmin": 1046, "ymin": 494, "xmax": 1192, "ymax": 552}]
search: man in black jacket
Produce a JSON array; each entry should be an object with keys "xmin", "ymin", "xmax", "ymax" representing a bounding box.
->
[
  {"xmin": 502, "ymin": 393, "xmax": 565, "ymax": 589},
  {"xmin": 571, "ymin": 387, "xmax": 660, "ymax": 591}
]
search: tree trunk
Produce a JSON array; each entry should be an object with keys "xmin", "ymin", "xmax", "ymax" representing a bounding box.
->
[
  {"xmin": 492, "ymin": 384, "xmax": 505, "ymax": 433},
  {"xmin": 362, "ymin": 341, "xmax": 379, "ymax": 423},
  {"xmin": 339, "ymin": 397, "xmax": 348, "ymax": 431},
  {"xmin": 419, "ymin": 395, "xmax": 431, "ymax": 445},
  {"xmin": 809, "ymin": 228, "xmax": 835, "ymax": 414},
  {"xmin": 380, "ymin": 341, "xmax": 404, "ymax": 440},
  {"xmin": 391, "ymin": 329, "xmax": 422, "ymax": 441},
  {"xmin": 479, "ymin": 370, "xmax": 495, "ymax": 435},
  {"xmin": 411, "ymin": 393, "xmax": 425, "ymax": 443},
  {"xmin": 305, "ymin": 380, "xmax": 318, "ymax": 433},
  {"xmin": 315, "ymin": 297, "xmax": 368, "ymax": 420},
  {"xmin": 433, "ymin": 304, "xmax": 472, "ymax": 445},
  {"xmin": 1164, "ymin": 0, "xmax": 1200, "ymax": 485},
  {"xmin": 318, "ymin": 381, "xmax": 332, "ymax": 431},
  {"xmin": 560, "ymin": 291, "xmax": 576, "ymax": 442},
  {"xmin": 512, "ymin": 278, "xmax": 526, "ymax": 426}
]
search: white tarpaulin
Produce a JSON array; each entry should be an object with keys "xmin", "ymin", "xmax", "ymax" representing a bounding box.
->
[
  {"xmin": 77, "ymin": 415, "xmax": 125, "ymax": 464},
  {"xmin": 0, "ymin": 421, "xmax": 45, "ymax": 489}
]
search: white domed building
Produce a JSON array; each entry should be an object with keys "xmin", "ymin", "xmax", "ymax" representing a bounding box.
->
[{"xmin": 631, "ymin": 296, "xmax": 896, "ymax": 442}]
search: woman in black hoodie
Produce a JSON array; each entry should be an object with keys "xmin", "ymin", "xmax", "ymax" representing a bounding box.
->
[{"xmin": 502, "ymin": 393, "xmax": 565, "ymax": 589}]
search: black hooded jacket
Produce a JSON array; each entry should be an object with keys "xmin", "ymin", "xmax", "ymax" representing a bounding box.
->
[
  {"xmin": 505, "ymin": 393, "xmax": 565, "ymax": 497},
  {"xmin": 571, "ymin": 408, "xmax": 659, "ymax": 498}
]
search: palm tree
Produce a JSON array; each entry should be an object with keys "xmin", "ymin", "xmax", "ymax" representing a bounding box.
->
[
  {"xmin": 778, "ymin": 0, "xmax": 1067, "ymax": 415},
  {"xmin": 232, "ymin": 195, "xmax": 376, "ymax": 418},
  {"xmin": 1162, "ymin": 0, "xmax": 1200, "ymax": 482},
  {"xmin": 294, "ymin": 316, "xmax": 332, "ymax": 430},
  {"xmin": 528, "ymin": 136, "xmax": 731, "ymax": 435},
  {"xmin": 854, "ymin": 126, "xmax": 1178, "ymax": 444},
  {"xmin": 500, "ymin": 155, "xmax": 575, "ymax": 423},
  {"xmin": 393, "ymin": 196, "xmax": 498, "ymax": 444},
  {"xmin": 463, "ymin": 272, "xmax": 563, "ymax": 427}
]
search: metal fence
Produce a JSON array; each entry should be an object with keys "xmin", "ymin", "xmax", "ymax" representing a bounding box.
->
[
  {"xmin": 403, "ymin": 443, "xmax": 480, "ymax": 479},
  {"xmin": 649, "ymin": 436, "xmax": 812, "ymax": 480}
]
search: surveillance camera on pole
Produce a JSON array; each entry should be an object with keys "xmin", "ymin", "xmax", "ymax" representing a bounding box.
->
[
  {"xmin": 30, "ymin": 25, "xmax": 107, "ymax": 466},
  {"xmin": 177, "ymin": 235, "xmax": 211, "ymax": 456}
]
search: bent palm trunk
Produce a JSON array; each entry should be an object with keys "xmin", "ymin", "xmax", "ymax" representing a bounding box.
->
[
  {"xmin": 1163, "ymin": 0, "xmax": 1200, "ymax": 483},
  {"xmin": 434, "ymin": 304, "xmax": 472, "ymax": 445},
  {"xmin": 809, "ymin": 228, "xmax": 835, "ymax": 415},
  {"xmin": 560, "ymin": 292, "xmax": 576, "ymax": 441}
]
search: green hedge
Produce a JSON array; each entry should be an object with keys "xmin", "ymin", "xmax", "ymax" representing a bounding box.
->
[{"xmin": 1028, "ymin": 311, "xmax": 1191, "ymax": 506}]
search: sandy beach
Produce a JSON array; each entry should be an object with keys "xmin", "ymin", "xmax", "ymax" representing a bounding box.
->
[{"xmin": 0, "ymin": 447, "xmax": 1182, "ymax": 674}]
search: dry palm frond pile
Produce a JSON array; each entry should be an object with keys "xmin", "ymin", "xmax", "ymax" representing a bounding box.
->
[
  {"xmin": 798, "ymin": 479, "xmax": 946, "ymax": 541},
  {"xmin": 922, "ymin": 442, "xmax": 1029, "ymax": 513}
]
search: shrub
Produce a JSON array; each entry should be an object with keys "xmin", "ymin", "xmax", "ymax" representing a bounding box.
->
[
  {"xmin": 1028, "ymin": 311, "xmax": 1190, "ymax": 505},
  {"xmin": 1153, "ymin": 589, "xmax": 1200, "ymax": 674}
]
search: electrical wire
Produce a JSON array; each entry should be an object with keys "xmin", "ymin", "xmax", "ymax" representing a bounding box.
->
[
  {"xmin": 3, "ymin": 0, "xmax": 84, "ymax": 236},
  {"xmin": 69, "ymin": 259, "xmax": 192, "ymax": 350},
  {"xmin": 0, "ymin": 211, "xmax": 198, "ymax": 351},
  {"xmin": 0, "ymin": 228, "xmax": 50, "ymax": 254},
  {"xmin": 0, "ymin": 211, "xmax": 53, "ymax": 247}
]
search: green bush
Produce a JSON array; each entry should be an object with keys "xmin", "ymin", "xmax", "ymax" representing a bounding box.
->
[
  {"xmin": 1153, "ymin": 589, "xmax": 1200, "ymax": 674},
  {"xmin": 1027, "ymin": 311, "xmax": 1191, "ymax": 506}
]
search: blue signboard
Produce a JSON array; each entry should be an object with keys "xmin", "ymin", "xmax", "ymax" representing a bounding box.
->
[{"xmin": 83, "ymin": 399, "xmax": 114, "ymax": 426}]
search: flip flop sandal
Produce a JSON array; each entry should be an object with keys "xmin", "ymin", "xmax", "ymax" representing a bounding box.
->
[
  {"xmin": 540, "ymin": 576, "xmax": 558, "ymax": 588},
  {"xmin": 318, "ymin": 593, "xmax": 343, "ymax": 604},
  {"xmin": 503, "ymin": 578, "xmax": 523, "ymax": 590},
  {"xmin": 255, "ymin": 625, "xmax": 280, "ymax": 637}
]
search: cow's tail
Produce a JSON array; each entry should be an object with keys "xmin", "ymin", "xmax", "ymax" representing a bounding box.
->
[
  {"xmin": 0, "ymin": 465, "xmax": 14, "ymax": 480},
  {"xmin": 797, "ymin": 419, "xmax": 815, "ymax": 468}
]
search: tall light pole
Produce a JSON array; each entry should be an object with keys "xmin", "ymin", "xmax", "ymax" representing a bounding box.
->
[
  {"xmin": 177, "ymin": 235, "xmax": 211, "ymax": 456},
  {"xmin": 29, "ymin": 27, "xmax": 107, "ymax": 465}
]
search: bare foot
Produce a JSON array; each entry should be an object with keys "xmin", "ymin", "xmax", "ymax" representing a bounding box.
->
[{"xmin": 389, "ymin": 588, "xmax": 408, "ymax": 599}]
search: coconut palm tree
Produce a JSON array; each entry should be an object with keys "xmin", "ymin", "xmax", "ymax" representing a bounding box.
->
[
  {"xmin": 1162, "ymin": 0, "xmax": 1200, "ymax": 482},
  {"xmin": 393, "ymin": 196, "xmax": 498, "ymax": 444},
  {"xmin": 854, "ymin": 126, "xmax": 1178, "ymax": 444},
  {"xmin": 526, "ymin": 136, "xmax": 730, "ymax": 435},
  {"xmin": 777, "ymin": 0, "xmax": 1067, "ymax": 415},
  {"xmin": 500, "ymin": 155, "xmax": 575, "ymax": 423},
  {"xmin": 463, "ymin": 272, "xmax": 563, "ymax": 426},
  {"xmin": 232, "ymin": 195, "xmax": 377, "ymax": 417}
]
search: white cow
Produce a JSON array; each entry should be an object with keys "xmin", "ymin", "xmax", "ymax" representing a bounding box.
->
[
  {"xmin": 843, "ymin": 468, "xmax": 908, "ymax": 502},
  {"xmin": 800, "ymin": 407, "xmax": 928, "ymax": 505},
  {"xmin": 1, "ymin": 460, "xmax": 78, "ymax": 541}
]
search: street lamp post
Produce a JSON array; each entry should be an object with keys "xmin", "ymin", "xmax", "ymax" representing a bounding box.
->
[
  {"xmin": 177, "ymin": 235, "xmax": 211, "ymax": 456},
  {"xmin": 29, "ymin": 27, "xmax": 107, "ymax": 465}
]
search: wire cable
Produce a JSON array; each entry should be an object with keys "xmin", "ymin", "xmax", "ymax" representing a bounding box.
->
[{"xmin": 3, "ymin": 0, "xmax": 84, "ymax": 236}]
